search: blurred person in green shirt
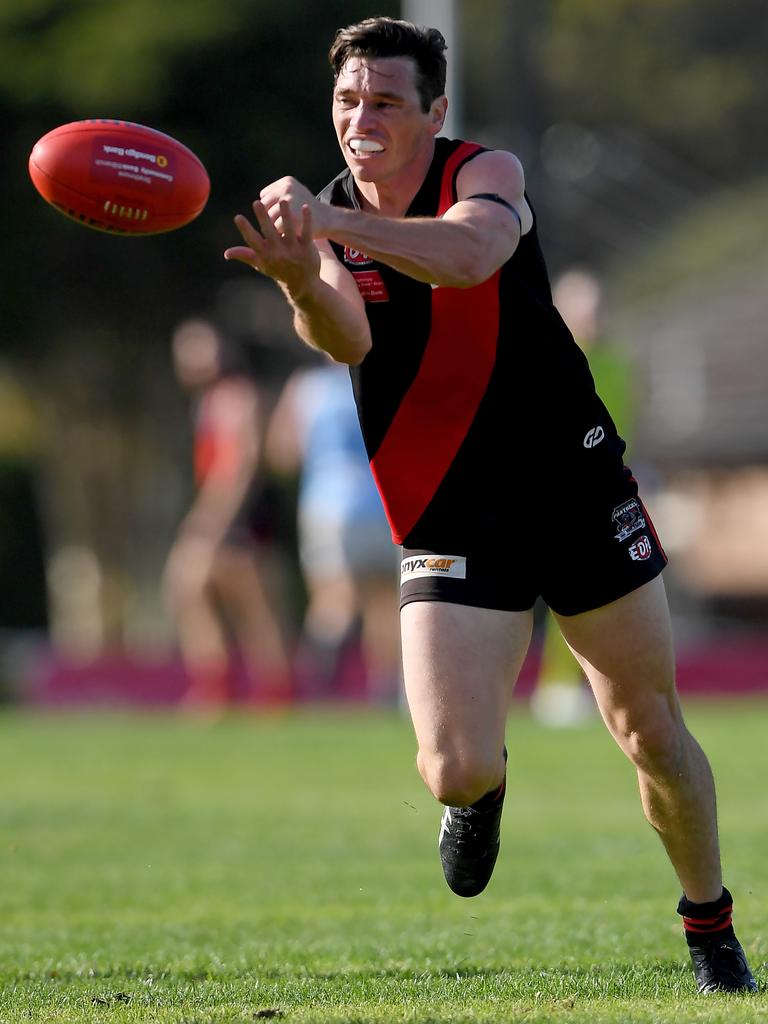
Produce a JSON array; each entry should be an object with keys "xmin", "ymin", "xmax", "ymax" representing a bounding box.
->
[{"xmin": 531, "ymin": 269, "xmax": 635, "ymax": 727}]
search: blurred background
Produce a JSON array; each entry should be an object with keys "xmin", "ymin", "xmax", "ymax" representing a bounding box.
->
[{"xmin": 1, "ymin": 0, "xmax": 767, "ymax": 708}]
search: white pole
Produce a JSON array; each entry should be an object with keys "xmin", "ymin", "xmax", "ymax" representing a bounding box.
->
[{"xmin": 401, "ymin": 0, "xmax": 462, "ymax": 138}]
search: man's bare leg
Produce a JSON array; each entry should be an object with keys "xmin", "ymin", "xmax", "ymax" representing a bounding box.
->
[
  {"xmin": 555, "ymin": 576, "xmax": 757, "ymax": 992},
  {"xmin": 400, "ymin": 600, "xmax": 532, "ymax": 895},
  {"xmin": 554, "ymin": 576, "xmax": 720, "ymax": 901}
]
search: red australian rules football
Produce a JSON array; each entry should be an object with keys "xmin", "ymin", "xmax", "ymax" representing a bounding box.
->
[{"xmin": 28, "ymin": 119, "xmax": 210, "ymax": 235}]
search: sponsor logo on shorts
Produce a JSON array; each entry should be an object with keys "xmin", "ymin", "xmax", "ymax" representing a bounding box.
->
[
  {"xmin": 628, "ymin": 535, "xmax": 652, "ymax": 561},
  {"xmin": 612, "ymin": 498, "xmax": 647, "ymax": 542},
  {"xmin": 583, "ymin": 425, "xmax": 605, "ymax": 448},
  {"xmin": 400, "ymin": 555, "xmax": 467, "ymax": 584}
]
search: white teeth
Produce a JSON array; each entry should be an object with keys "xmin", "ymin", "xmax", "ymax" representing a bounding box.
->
[{"xmin": 349, "ymin": 139, "xmax": 383, "ymax": 152}]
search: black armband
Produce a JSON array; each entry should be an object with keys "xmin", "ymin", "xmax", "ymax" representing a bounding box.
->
[{"xmin": 465, "ymin": 192, "xmax": 522, "ymax": 230}]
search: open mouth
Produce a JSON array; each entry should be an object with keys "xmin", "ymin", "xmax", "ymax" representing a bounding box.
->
[{"xmin": 348, "ymin": 138, "xmax": 384, "ymax": 154}]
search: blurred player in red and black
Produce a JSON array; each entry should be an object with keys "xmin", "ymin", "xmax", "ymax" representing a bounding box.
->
[
  {"xmin": 225, "ymin": 17, "xmax": 757, "ymax": 994},
  {"xmin": 530, "ymin": 268, "xmax": 637, "ymax": 728},
  {"xmin": 164, "ymin": 319, "xmax": 291, "ymax": 709}
]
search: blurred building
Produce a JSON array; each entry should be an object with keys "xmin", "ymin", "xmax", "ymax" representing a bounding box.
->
[{"xmin": 612, "ymin": 190, "xmax": 768, "ymax": 637}]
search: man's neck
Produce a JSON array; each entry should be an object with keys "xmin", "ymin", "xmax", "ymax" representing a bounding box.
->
[{"xmin": 353, "ymin": 139, "xmax": 437, "ymax": 218}]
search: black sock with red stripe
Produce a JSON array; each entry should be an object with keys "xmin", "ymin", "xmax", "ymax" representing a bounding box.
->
[
  {"xmin": 677, "ymin": 887, "xmax": 735, "ymax": 946},
  {"xmin": 470, "ymin": 776, "xmax": 506, "ymax": 811},
  {"xmin": 469, "ymin": 747, "xmax": 507, "ymax": 811}
]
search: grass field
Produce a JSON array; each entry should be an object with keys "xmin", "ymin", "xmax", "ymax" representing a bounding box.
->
[{"xmin": 0, "ymin": 700, "xmax": 766, "ymax": 1023}]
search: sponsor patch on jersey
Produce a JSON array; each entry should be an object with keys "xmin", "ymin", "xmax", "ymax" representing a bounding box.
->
[
  {"xmin": 400, "ymin": 555, "xmax": 467, "ymax": 584},
  {"xmin": 343, "ymin": 246, "xmax": 373, "ymax": 265},
  {"xmin": 612, "ymin": 498, "xmax": 647, "ymax": 542},
  {"xmin": 352, "ymin": 269, "xmax": 389, "ymax": 302},
  {"xmin": 628, "ymin": 535, "xmax": 652, "ymax": 561}
]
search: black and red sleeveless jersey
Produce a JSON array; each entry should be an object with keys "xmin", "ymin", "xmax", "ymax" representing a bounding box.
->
[{"xmin": 318, "ymin": 138, "xmax": 624, "ymax": 548}]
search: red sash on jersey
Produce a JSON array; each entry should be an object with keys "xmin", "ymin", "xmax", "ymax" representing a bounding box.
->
[{"xmin": 369, "ymin": 142, "xmax": 499, "ymax": 544}]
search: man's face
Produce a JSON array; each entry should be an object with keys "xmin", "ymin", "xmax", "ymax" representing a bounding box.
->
[{"xmin": 332, "ymin": 56, "xmax": 444, "ymax": 184}]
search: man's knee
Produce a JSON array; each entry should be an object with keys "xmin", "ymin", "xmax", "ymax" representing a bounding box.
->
[
  {"xmin": 417, "ymin": 747, "xmax": 504, "ymax": 807},
  {"xmin": 612, "ymin": 699, "xmax": 689, "ymax": 777}
]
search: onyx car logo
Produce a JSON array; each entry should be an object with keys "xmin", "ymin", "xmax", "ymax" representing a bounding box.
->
[
  {"xmin": 583, "ymin": 425, "xmax": 605, "ymax": 448},
  {"xmin": 400, "ymin": 555, "xmax": 467, "ymax": 583}
]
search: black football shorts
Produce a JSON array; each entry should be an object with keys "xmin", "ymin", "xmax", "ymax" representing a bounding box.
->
[{"xmin": 399, "ymin": 474, "xmax": 667, "ymax": 617}]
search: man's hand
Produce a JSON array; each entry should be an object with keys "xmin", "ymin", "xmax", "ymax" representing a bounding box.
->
[
  {"xmin": 224, "ymin": 190, "xmax": 371, "ymax": 365},
  {"xmin": 258, "ymin": 176, "xmax": 334, "ymax": 238},
  {"xmin": 224, "ymin": 198, "xmax": 321, "ymax": 298}
]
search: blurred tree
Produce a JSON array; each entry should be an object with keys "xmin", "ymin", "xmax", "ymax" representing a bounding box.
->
[
  {"xmin": 540, "ymin": 0, "xmax": 767, "ymax": 179},
  {"xmin": 0, "ymin": 368, "xmax": 47, "ymax": 637},
  {"xmin": 462, "ymin": 0, "xmax": 767, "ymax": 179},
  {"xmin": 461, "ymin": 0, "xmax": 768, "ymax": 269},
  {"xmin": 0, "ymin": 0, "xmax": 397, "ymax": 652},
  {"xmin": 0, "ymin": 0, "xmax": 241, "ymax": 110},
  {"xmin": 2, "ymin": 0, "xmax": 397, "ymax": 356}
]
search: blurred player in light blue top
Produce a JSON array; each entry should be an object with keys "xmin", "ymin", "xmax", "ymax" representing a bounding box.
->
[{"xmin": 268, "ymin": 361, "xmax": 399, "ymax": 702}]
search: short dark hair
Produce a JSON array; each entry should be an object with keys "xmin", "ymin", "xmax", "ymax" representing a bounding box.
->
[{"xmin": 328, "ymin": 17, "xmax": 447, "ymax": 113}]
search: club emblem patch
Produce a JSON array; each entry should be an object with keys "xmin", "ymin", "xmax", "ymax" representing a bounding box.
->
[
  {"xmin": 628, "ymin": 535, "xmax": 652, "ymax": 561},
  {"xmin": 343, "ymin": 246, "xmax": 373, "ymax": 266},
  {"xmin": 612, "ymin": 499, "xmax": 647, "ymax": 542}
]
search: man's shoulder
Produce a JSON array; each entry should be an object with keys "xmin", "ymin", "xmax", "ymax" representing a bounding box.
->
[
  {"xmin": 440, "ymin": 137, "xmax": 490, "ymax": 158},
  {"xmin": 317, "ymin": 167, "xmax": 354, "ymax": 206}
]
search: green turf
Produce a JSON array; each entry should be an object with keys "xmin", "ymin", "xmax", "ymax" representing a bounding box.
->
[{"xmin": 0, "ymin": 700, "xmax": 765, "ymax": 1022}]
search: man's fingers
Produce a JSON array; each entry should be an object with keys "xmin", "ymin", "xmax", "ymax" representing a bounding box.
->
[
  {"xmin": 251, "ymin": 200, "xmax": 279, "ymax": 239},
  {"xmin": 225, "ymin": 195, "xmax": 316, "ymax": 274},
  {"xmin": 299, "ymin": 204, "xmax": 313, "ymax": 243},
  {"xmin": 279, "ymin": 200, "xmax": 296, "ymax": 242},
  {"xmin": 223, "ymin": 245, "xmax": 262, "ymax": 269},
  {"xmin": 232, "ymin": 213, "xmax": 265, "ymax": 247},
  {"xmin": 262, "ymin": 197, "xmax": 282, "ymax": 221}
]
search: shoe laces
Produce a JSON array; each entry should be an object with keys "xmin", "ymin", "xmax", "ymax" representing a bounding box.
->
[
  {"xmin": 448, "ymin": 804, "xmax": 495, "ymax": 843},
  {"xmin": 451, "ymin": 814, "xmax": 476, "ymax": 840}
]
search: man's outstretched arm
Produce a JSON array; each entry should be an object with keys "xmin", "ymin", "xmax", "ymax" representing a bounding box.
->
[{"xmin": 225, "ymin": 200, "xmax": 372, "ymax": 366}]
